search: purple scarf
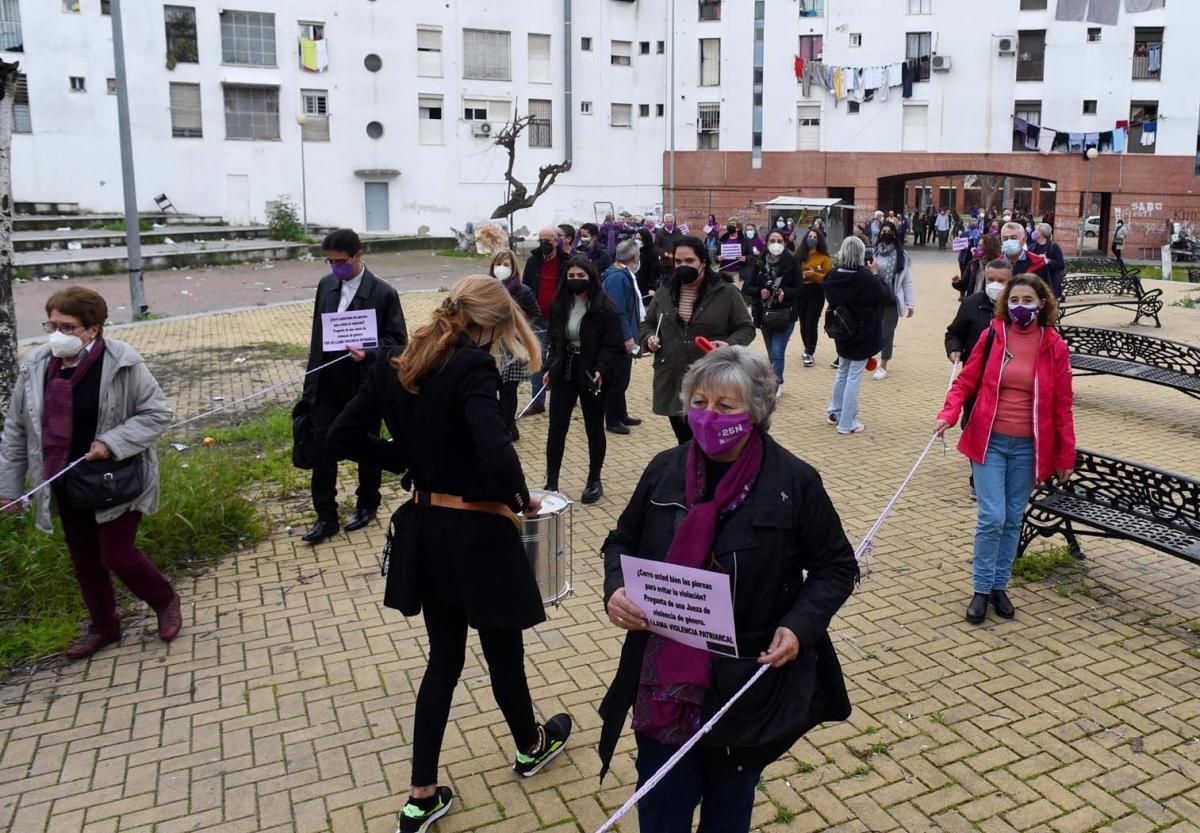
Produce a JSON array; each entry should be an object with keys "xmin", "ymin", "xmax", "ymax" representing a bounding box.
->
[
  {"xmin": 633, "ymin": 430, "xmax": 765, "ymax": 744},
  {"xmin": 42, "ymin": 338, "xmax": 105, "ymax": 477}
]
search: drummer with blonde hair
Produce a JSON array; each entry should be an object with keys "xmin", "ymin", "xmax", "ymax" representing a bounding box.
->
[{"xmin": 327, "ymin": 275, "xmax": 573, "ymax": 833}]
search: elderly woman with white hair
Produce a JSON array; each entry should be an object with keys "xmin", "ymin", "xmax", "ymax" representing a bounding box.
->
[
  {"xmin": 823, "ymin": 236, "xmax": 890, "ymax": 434},
  {"xmin": 597, "ymin": 346, "xmax": 858, "ymax": 833}
]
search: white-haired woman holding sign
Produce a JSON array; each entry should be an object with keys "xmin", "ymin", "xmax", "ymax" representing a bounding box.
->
[{"xmin": 595, "ymin": 346, "xmax": 858, "ymax": 833}]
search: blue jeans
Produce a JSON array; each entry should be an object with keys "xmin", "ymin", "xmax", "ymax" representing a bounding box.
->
[
  {"xmin": 529, "ymin": 371, "xmax": 546, "ymax": 405},
  {"xmin": 971, "ymin": 434, "xmax": 1036, "ymax": 594},
  {"xmin": 634, "ymin": 733, "xmax": 763, "ymax": 833},
  {"xmin": 827, "ymin": 357, "xmax": 868, "ymax": 431},
  {"xmin": 761, "ymin": 320, "xmax": 795, "ymax": 385}
]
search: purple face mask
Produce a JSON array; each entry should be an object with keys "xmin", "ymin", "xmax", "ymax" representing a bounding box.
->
[
  {"xmin": 1008, "ymin": 302, "xmax": 1040, "ymax": 328},
  {"xmin": 687, "ymin": 407, "xmax": 753, "ymax": 457},
  {"xmin": 331, "ymin": 261, "xmax": 357, "ymax": 281}
]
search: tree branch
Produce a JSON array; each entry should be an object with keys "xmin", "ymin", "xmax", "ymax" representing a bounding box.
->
[{"xmin": 489, "ymin": 115, "xmax": 572, "ymax": 220}]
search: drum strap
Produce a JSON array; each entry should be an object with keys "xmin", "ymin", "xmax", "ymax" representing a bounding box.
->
[{"xmin": 413, "ymin": 491, "xmax": 522, "ymax": 531}]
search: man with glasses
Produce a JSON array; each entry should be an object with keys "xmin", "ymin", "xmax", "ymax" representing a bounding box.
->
[{"xmin": 300, "ymin": 229, "xmax": 408, "ymax": 543}]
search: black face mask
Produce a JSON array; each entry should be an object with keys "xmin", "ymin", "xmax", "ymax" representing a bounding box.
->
[
  {"xmin": 538, "ymin": 240, "xmax": 554, "ymax": 256},
  {"xmin": 726, "ymin": 226, "xmax": 737, "ymax": 235},
  {"xmin": 675, "ymin": 265, "xmax": 701, "ymax": 285},
  {"xmin": 578, "ymin": 238, "xmax": 592, "ymax": 248},
  {"xmin": 879, "ymin": 234, "xmax": 894, "ymax": 244},
  {"xmin": 566, "ymin": 279, "xmax": 590, "ymax": 295}
]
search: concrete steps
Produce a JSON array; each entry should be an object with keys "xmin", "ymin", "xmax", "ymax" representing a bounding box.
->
[
  {"xmin": 10, "ymin": 225, "xmax": 332, "ymax": 252},
  {"xmin": 13, "ymin": 213, "xmax": 226, "ymax": 232}
]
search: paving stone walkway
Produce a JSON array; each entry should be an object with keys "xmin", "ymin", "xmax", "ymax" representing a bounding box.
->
[{"xmin": 2, "ymin": 260, "xmax": 1199, "ymax": 833}]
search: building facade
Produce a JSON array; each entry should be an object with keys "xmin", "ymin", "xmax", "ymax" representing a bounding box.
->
[{"xmin": 3, "ymin": 0, "xmax": 1199, "ymax": 255}]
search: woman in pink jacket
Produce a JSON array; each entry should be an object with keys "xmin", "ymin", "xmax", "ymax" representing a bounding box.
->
[{"xmin": 934, "ymin": 274, "xmax": 1076, "ymax": 625}]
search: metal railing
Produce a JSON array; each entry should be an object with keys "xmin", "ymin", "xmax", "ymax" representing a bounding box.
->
[{"xmin": 1132, "ymin": 53, "xmax": 1161, "ymax": 80}]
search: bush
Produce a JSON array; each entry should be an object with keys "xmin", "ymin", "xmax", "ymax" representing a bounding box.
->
[
  {"xmin": 267, "ymin": 196, "xmax": 310, "ymax": 242},
  {"xmin": 0, "ymin": 406, "xmax": 297, "ymax": 671}
]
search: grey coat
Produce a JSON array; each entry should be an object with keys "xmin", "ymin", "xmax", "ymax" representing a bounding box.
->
[{"xmin": 0, "ymin": 339, "xmax": 173, "ymax": 532}]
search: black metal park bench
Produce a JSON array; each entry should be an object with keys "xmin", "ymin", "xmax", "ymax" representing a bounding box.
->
[
  {"xmin": 1058, "ymin": 326, "xmax": 1200, "ymax": 399},
  {"xmin": 1063, "ymin": 257, "xmax": 1142, "ymax": 279},
  {"xmin": 1058, "ymin": 273, "xmax": 1163, "ymax": 327},
  {"xmin": 1019, "ymin": 449, "xmax": 1200, "ymax": 565}
]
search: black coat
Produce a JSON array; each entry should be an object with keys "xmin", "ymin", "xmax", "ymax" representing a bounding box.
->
[
  {"xmin": 303, "ymin": 268, "xmax": 408, "ymax": 404},
  {"xmin": 326, "ymin": 339, "xmax": 545, "ymax": 631},
  {"xmin": 742, "ymin": 251, "xmax": 801, "ymax": 327},
  {"xmin": 821, "ymin": 267, "xmax": 889, "ymax": 361},
  {"xmin": 597, "ymin": 436, "xmax": 857, "ymax": 778},
  {"xmin": 636, "ymin": 246, "xmax": 663, "ymax": 297},
  {"xmin": 521, "ymin": 249, "xmax": 567, "ymax": 302},
  {"xmin": 945, "ymin": 291, "xmax": 996, "ymax": 361},
  {"xmin": 545, "ymin": 292, "xmax": 626, "ymax": 389},
  {"xmin": 507, "ymin": 280, "xmax": 546, "ymax": 335}
]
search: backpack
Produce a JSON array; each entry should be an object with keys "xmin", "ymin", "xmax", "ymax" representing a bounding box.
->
[{"xmin": 823, "ymin": 304, "xmax": 859, "ymax": 340}]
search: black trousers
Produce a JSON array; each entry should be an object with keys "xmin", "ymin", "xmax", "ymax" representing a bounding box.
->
[
  {"xmin": 500, "ymin": 380, "xmax": 519, "ymax": 436},
  {"xmin": 411, "ymin": 594, "xmax": 539, "ymax": 787},
  {"xmin": 796, "ymin": 282, "xmax": 825, "ymax": 355},
  {"xmin": 668, "ymin": 415, "xmax": 693, "ymax": 445},
  {"xmin": 605, "ymin": 352, "xmax": 633, "ymax": 427},
  {"xmin": 545, "ymin": 361, "xmax": 608, "ymax": 487},
  {"xmin": 311, "ymin": 389, "xmax": 382, "ymax": 522}
]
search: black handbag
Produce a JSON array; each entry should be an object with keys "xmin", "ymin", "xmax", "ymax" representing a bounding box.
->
[
  {"xmin": 291, "ymin": 399, "xmax": 315, "ymax": 470},
  {"xmin": 760, "ymin": 306, "xmax": 794, "ymax": 331},
  {"xmin": 65, "ymin": 456, "xmax": 144, "ymax": 509}
]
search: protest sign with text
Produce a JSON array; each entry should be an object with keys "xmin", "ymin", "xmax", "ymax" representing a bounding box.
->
[
  {"xmin": 620, "ymin": 555, "xmax": 738, "ymax": 656},
  {"xmin": 321, "ymin": 309, "xmax": 379, "ymax": 352}
]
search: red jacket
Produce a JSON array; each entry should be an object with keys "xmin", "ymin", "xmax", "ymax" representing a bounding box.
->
[{"xmin": 937, "ymin": 319, "xmax": 1076, "ymax": 483}]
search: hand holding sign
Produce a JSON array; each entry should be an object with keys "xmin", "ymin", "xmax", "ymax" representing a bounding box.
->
[{"xmin": 620, "ymin": 555, "xmax": 738, "ymax": 656}]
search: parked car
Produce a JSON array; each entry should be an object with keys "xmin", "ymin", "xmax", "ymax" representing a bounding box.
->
[{"xmin": 1084, "ymin": 216, "xmax": 1100, "ymax": 238}]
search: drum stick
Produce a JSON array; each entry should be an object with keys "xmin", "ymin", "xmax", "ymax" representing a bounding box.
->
[{"xmin": 654, "ymin": 313, "xmax": 664, "ymax": 340}]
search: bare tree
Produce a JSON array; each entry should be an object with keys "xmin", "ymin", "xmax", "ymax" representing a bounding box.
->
[
  {"xmin": 977, "ymin": 175, "xmax": 1006, "ymax": 214},
  {"xmin": 0, "ymin": 60, "xmax": 19, "ymax": 430},
  {"xmin": 490, "ymin": 114, "xmax": 572, "ymax": 220}
]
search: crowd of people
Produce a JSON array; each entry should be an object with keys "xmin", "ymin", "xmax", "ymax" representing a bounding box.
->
[{"xmin": 0, "ymin": 211, "xmax": 1079, "ymax": 833}]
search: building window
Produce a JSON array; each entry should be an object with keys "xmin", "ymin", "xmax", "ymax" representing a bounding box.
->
[
  {"xmin": 580, "ymin": 100, "xmax": 592, "ymax": 115},
  {"xmin": 364, "ymin": 53, "xmax": 382, "ymax": 72},
  {"xmin": 62, "ymin": 1, "xmax": 79, "ymax": 12},
  {"xmin": 418, "ymin": 95, "xmax": 443, "ymax": 144},
  {"xmin": 907, "ymin": 0, "xmax": 932, "ymax": 13},
  {"xmin": 798, "ymin": 35, "xmax": 823, "ymax": 62},
  {"xmin": 848, "ymin": 101, "xmax": 860, "ymax": 115},
  {"xmin": 699, "ymin": 0, "xmax": 721, "ymax": 22},
  {"xmin": 463, "ymin": 29, "xmax": 511, "ymax": 81},
  {"xmin": 106, "ymin": 78, "xmax": 116, "ymax": 94},
  {"xmin": 699, "ymin": 38, "xmax": 720, "ymax": 86},
  {"xmin": 1019, "ymin": 0, "xmax": 1047, "ymax": 8},
  {"xmin": 697, "ymin": 102, "xmax": 719, "ymax": 149},
  {"xmin": 0, "ymin": 0, "xmax": 22, "ymax": 52},
  {"xmin": 796, "ymin": 104, "xmax": 820, "ymax": 150},
  {"xmin": 902, "ymin": 103, "xmax": 928, "ymax": 151},
  {"xmin": 906, "ymin": 32, "xmax": 932, "ymax": 82},
  {"xmin": 169, "ymin": 82, "xmax": 202, "ymax": 137},
  {"xmin": 164, "ymin": 5, "xmax": 198, "ymax": 66},
  {"xmin": 12, "ymin": 72, "xmax": 29, "ymax": 133},
  {"xmin": 300, "ymin": 89, "xmax": 329, "ymax": 141},
  {"xmin": 298, "ymin": 22, "xmax": 326, "ymax": 72},
  {"xmin": 463, "ymin": 98, "xmax": 510, "ymax": 123},
  {"xmin": 528, "ymin": 98, "xmax": 551, "ymax": 148},
  {"xmin": 639, "ymin": 104, "xmax": 650, "ymax": 118},
  {"xmin": 799, "ymin": 0, "xmax": 824, "ymax": 16},
  {"xmin": 220, "ymin": 10, "xmax": 276, "ymax": 67},
  {"xmin": 101, "ymin": 0, "xmax": 111, "ymax": 13},
  {"xmin": 656, "ymin": 41, "xmax": 665, "ymax": 54},
  {"xmin": 223, "ymin": 84, "xmax": 280, "ymax": 140},
  {"xmin": 611, "ymin": 102, "xmax": 632, "ymax": 128},
  {"xmin": 1012, "ymin": 100, "xmax": 1041, "ymax": 150},
  {"xmin": 529, "ymin": 33, "xmax": 551, "ymax": 83},
  {"xmin": 1083, "ymin": 99, "xmax": 1097, "ymax": 114},
  {"xmin": 656, "ymin": 103, "xmax": 665, "ymax": 117},
  {"xmin": 581, "ymin": 36, "xmax": 592, "ymax": 51},
  {"xmin": 1132, "ymin": 28, "xmax": 1163, "ymax": 80},
  {"xmin": 1129, "ymin": 100, "xmax": 1158, "ymax": 154},
  {"xmin": 366, "ymin": 121, "xmax": 384, "ymax": 139},
  {"xmin": 1016, "ymin": 30, "xmax": 1045, "ymax": 81},
  {"xmin": 417, "ymin": 26, "xmax": 442, "ymax": 77},
  {"xmin": 639, "ymin": 41, "xmax": 650, "ymax": 55},
  {"xmin": 298, "ymin": 21, "xmax": 323, "ymax": 40},
  {"xmin": 850, "ymin": 33, "xmax": 862, "ymax": 47},
  {"xmin": 611, "ymin": 40, "xmax": 631, "ymax": 66},
  {"xmin": 1087, "ymin": 27, "xmax": 1102, "ymax": 42},
  {"xmin": 68, "ymin": 76, "xmax": 85, "ymax": 92}
]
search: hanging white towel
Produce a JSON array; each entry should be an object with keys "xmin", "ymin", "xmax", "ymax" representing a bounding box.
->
[
  {"xmin": 1037, "ymin": 128, "xmax": 1057, "ymax": 155},
  {"xmin": 1124, "ymin": 0, "xmax": 1157, "ymax": 10}
]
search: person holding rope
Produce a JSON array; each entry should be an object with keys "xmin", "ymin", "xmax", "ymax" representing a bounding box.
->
[
  {"xmin": 326, "ymin": 276, "xmax": 572, "ymax": 833},
  {"xmin": 0, "ymin": 287, "xmax": 179, "ymax": 660},
  {"xmin": 935, "ymin": 274, "xmax": 1076, "ymax": 624},
  {"xmin": 597, "ymin": 347, "xmax": 858, "ymax": 833}
]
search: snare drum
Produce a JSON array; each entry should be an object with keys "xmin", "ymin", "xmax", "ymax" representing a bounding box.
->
[{"xmin": 522, "ymin": 489, "xmax": 573, "ymax": 606}]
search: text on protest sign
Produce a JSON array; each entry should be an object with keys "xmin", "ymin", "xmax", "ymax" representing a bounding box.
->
[
  {"xmin": 321, "ymin": 309, "xmax": 379, "ymax": 352},
  {"xmin": 620, "ymin": 555, "xmax": 738, "ymax": 656}
]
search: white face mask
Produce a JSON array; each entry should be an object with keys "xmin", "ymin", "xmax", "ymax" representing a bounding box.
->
[
  {"xmin": 767, "ymin": 243, "xmax": 786, "ymax": 257},
  {"xmin": 494, "ymin": 264, "xmax": 513, "ymax": 281},
  {"xmin": 48, "ymin": 330, "xmax": 84, "ymax": 358},
  {"xmin": 985, "ymin": 281, "xmax": 1005, "ymax": 302}
]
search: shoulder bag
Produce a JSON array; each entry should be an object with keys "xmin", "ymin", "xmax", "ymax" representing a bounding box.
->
[{"xmin": 65, "ymin": 456, "xmax": 145, "ymax": 509}]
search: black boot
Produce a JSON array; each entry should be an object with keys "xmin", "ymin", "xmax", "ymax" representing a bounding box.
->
[
  {"xmin": 965, "ymin": 593, "xmax": 989, "ymax": 624},
  {"xmin": 581, "ymin": 481, "xmax": 603, "ymax": 504},
  {"xmin": 991, "ymin": 589, "xmax": 1015, "ymax": 619}
]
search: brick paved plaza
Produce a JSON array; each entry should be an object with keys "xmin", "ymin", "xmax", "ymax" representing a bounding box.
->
[{"xmin": 2, "ymin": 257, "xmax": 1199, "ymax": 833}]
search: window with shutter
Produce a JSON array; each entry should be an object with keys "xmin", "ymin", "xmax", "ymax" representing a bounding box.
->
[
  {"xmin": 13, "ymin": 72, "xmax": 30, "ymax": 134},
  {"xmin": 906, "ymin": 32, "xmax": 932, "ymax": 81},
  {"xmin": 528, "ymin": 98, "xmax": 551, "ymax": 148},
  {"xmin": 528, "ymin": 34, "xmax": 551, "ymax": 83},
  {"xmin": 699, "ymin": 38, "xmax": 720, "ymax": 86},
  {"xmin": 697, "ymin": 102, "xmax": 720, "ymax": 149},
  {"xmin": 0, "ymin": 0, "xmax": 22, "ymax": 51},
  {"xmin": 796, "ymin": 104, "xmax": 820, "ymax": 150},
  {"xmin": 223, "ymin": 85, "xmax": 280, "ymax": 140},
  {"xmin": 419, "ymin": 94, "xmax": 443, "ymax": 145},
  {"xmin": 169, "ymin": 82, "xmax": 202, "ymax": 138},
  {"xmin": 301, "ymin": 89, "xmax": 329, "ymax": 141},
  {"xmin": 611, "ymin": 40, "xmax": 632, "ymax": 66},
  {"xmin": 463, "ymin": 29, "xmax": 511, "ymax": 80},
  {"xmin": 610, "ymin": 103, "xmax": 632, "ymax": 127},
  {"xmin": 417, "ymin": 26, "xmax": 442, "ymax": 77}
]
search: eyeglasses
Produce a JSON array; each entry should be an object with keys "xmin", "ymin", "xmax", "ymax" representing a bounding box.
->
[{"xmin": 42, "ymin": 321, "xmax": 85, "ymax": 335}]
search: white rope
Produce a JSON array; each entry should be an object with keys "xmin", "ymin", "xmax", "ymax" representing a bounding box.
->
[
  {"xmin": 1, "ymin": 352, "xmax": 353, "ymax": 513},
  {"xmin": 517, "ymin": 383, "xmax": 549, "ymax": 419},
  {"xmin": 592, "ymin": 360, "xmax": 962, "ymax": 833}
]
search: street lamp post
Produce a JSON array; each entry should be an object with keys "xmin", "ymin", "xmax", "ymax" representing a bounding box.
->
[
  {"xmin": 296, "ymin": 114, "xmax": 309, "ymax": 233},
  {"xmin": 109, "ymin": 0, "xmax": 146, "ymax": 317},
  {"xmin": 1077, "ymin": 146, "xmax": 1098, "ymax": 255}
]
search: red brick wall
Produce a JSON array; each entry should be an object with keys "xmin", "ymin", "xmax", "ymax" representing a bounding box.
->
[{"xmin": 663, "ymin": 151, "xmax": 1200, "ymax": 256}]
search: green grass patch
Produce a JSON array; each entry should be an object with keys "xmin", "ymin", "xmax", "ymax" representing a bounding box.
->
[
  {"xmin": 772, "ymin": 806, "xmax": 795, "ymax": 825},
  {"xmin": 100, "ymin": 219, "xmax": 154, "ymax": 233},
  {"xmin": 0, "ymin": 406, "xmax": 298, "ymax": 671},
  {"xmin": 1172, "ymin": 295, "xmax": 1197, "ymax": 309},
  {"xmin": 850, "ymin": 764, "xmax": 871, "ymax": 777},
  {"xmin": 434, "ymin": 248, "xmax": 488, "ymax": 259},
  {"xmin": 250, "ymin": 341, "xmax": 309, "ymax": 362},
  {"xmin": 1011, "ymin": 545, "xmax": 1079, "ymax": 583},
  {"xmin": 795, "ymin": 760, "xmax": 815, "ymax": 773}
]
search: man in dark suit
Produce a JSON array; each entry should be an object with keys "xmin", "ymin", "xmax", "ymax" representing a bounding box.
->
[{"xmin": 301, "ymin": 229, "xmax": 408, "ymax": 543}]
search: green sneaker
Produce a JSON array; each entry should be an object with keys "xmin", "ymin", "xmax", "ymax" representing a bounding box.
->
[
  {"xmin": 396, "ymin": 786, "xmax": 453, "ymax": 833},
  {"xmin": 513, "ymin": 713, "xmax": 572, "ymax": 777}
]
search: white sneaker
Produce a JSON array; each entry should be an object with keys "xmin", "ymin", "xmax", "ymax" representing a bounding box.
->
[
  {"xmin": 837, "ymin": 422, "xmax": 866, "ymax": 434},
  {"xmin": 775, "ymin": 383, "xmax": 784, "ymax": 401},
  {"xmin": 872, "ymin": 368, "xmax": 888, "ymax": 380}
]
